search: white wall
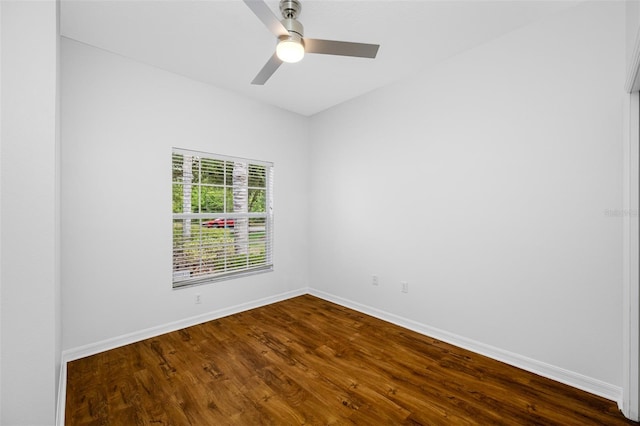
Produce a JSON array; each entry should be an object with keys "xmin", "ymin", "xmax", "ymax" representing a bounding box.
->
[
  {"xmin": 309, "ymin": 1, "xmax": 625, "ymax": 393},
  {"xmin": 1, "ymin": 0, "xmax": 60, "ymax": 424},
  {"xmin": 61, "ymin": 38, "xmax": 310, "ymax": 351}
]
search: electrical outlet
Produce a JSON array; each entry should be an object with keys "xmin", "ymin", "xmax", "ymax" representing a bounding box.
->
[
  {"xmin": 401, "ymin": 281, "xmax": 409, "ymax": 293},
  {"xmin": 372, "ymin": 275, "xmax": 379, "ymax": 286},
  {"xmin": 195, "ymin": 294, "xmax": 202, "ymax": 304}
]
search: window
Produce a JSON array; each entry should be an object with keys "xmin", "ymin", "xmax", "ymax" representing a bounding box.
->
[{"xmin": 172, "ymin": 148, "xmax": 273, "ymax": 288}]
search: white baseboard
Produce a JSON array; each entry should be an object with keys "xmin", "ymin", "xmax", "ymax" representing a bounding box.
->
[
  {"xmin": 62, "ymin": 288, "xmax": 307, "ymax": 362},
  {"xmin": 56, "ymin": 287, "xmax": 308, "ymax": 425},
  {"xmin": 308, "ymin": 289, "xmax": 623, "ymax": 408}
]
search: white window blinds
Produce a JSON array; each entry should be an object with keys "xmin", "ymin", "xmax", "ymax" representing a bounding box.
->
[{"xmin": 172, "ymin": 148, "xmax": 274, "ymax": 288}]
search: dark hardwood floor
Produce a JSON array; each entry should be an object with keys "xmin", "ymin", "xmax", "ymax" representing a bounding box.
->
[{"xmin": 65, "ymin": 294, "xmax": 636, "ymax": 425}]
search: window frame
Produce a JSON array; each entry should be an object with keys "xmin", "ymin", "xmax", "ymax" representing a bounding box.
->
[{"xmin": 172, "ymin": 147, "xmax": 274, "ymax": 289}]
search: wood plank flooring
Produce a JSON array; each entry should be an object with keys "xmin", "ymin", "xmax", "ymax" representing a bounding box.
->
[{"xmin": 65, "ymin": 295, "xmax": 636, "ymax": 425}]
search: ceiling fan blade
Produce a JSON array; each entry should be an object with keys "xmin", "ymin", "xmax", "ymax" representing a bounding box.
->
[
  {"xmin": 251, "ymin": 53, "xmax": 283, "ymax": 85},
  {"xmin": 304, "ymin": 38, "xmax": 379, "ymax": 59},
  {"xmin": 242, "ymin": 0, "xmax": 289, "ymax": 37}
]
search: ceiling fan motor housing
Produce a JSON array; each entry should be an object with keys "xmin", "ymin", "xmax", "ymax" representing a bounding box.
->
[{"xmin": 281, "ymin": 18, "xmax": 303, "ymax": 38}]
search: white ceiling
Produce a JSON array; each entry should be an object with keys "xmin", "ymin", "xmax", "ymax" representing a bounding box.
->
[{"xmin": 60, "ymin": 0, "xmax": 580, "ymax": 116}]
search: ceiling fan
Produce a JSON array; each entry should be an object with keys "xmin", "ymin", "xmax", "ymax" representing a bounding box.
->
[{"xmin": 243, "ymin": 0, "xmax": 380, "ymax": 85}]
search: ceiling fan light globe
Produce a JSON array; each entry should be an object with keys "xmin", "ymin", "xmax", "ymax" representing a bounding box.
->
[{"xmin": 276, "ymin": 38, "xmax": 305, "ymax": 63}]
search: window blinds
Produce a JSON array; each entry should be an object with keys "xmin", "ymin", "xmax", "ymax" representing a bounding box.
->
[{"xmin": 172, "ymin": 148, "xmax": 274, "ymax": 288}]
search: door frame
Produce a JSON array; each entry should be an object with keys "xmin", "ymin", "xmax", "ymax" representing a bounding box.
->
[{"xmin": 623, "ymin": 21, "xmax": 640, "ymax": 420}]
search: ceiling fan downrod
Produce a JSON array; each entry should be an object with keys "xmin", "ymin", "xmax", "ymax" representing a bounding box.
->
[{"xmin": 279, "ymin": 0, "xmax": 301, "ymax": 20}]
